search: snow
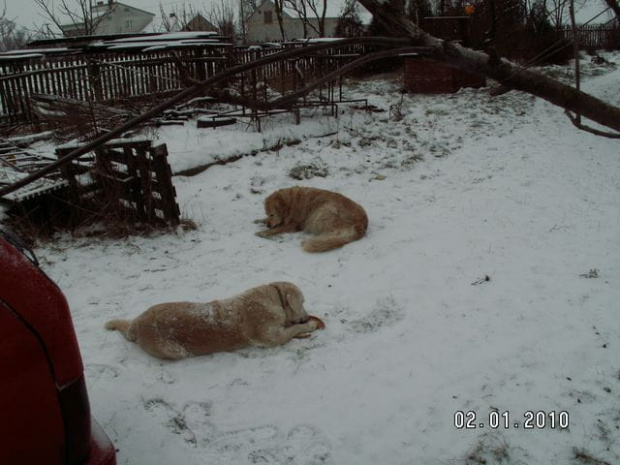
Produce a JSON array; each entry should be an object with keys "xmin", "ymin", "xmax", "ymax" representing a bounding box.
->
[
  {"xmin": 21, "ymin": 53, "xmax": 620, "ymax": 464},
  {"xmin": 106, "ymin": 40, "xmax": 222, "ymax": 51},
  {"xmin": 109, "ymin": 32, "xmax": 220, "ymax": 43}
]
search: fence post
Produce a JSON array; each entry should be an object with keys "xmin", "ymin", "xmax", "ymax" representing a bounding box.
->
[
  {"xmin": 150, "ymin": 144, "xmax": 180, "ymax": 225},
  {"xmin": 87, "ymin": 59, "xmax": 104, "ymax": 102}
]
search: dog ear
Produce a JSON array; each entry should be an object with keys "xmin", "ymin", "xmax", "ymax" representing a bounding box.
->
[
  {"xmin": 267, "ymin": 193, "xmax": 289, "ymax": 218},
  {"xmin": 271, "ymin": 282, "xmax": 288, "ymax": 307},
  {"xmin": 271, "ymin": 282, "xmax": 305, "ymax": 321}
]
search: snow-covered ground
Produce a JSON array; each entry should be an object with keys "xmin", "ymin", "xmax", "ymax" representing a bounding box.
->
[{"xmin": 15, "ymin": 53, "xmax": 620, "ymax": 464}]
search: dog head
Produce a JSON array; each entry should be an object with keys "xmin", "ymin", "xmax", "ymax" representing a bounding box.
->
[
  {"xmin": 271, "ymin": 282, "xmax": 308, "ymax": 325},
  {"xmin": 264, "ymin": 192, "xmax": 289, "ymax": 228}
]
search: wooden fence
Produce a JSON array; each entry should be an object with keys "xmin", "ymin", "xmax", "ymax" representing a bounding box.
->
[
  {"xmin": 56, "ymin": 139, "xmax": 180, "ymax": 227},
  {"xmin": 559, "ymin": 24, "xmax": 620, "ymax": 50},
  {"xmin": 0, "ymin": 43, "xmax": 369, "ymax": 125}
]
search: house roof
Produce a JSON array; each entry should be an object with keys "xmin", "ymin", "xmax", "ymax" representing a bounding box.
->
[
  {"xmin": 61, "ymin": 1, "xmax": 155, "ymax": 31},
  {"xmin": 93, "ymin": 1, "xmax": 155, "ymax": 19},
  {"xmin": 4, "ymin": 32, "xmax": 232, "ymax": 60},
  {"xmin": 156, "ymin": 13, "xmax": 217, "ymax": 33}
]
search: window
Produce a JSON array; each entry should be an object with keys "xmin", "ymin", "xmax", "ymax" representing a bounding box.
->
[
  {"xmin": 264, "ymin": 11, "xmax": 273, "ymax": 24},
  {"xmin": 125, "ymin": 20, "xmax": 133, "ymax": 29}
]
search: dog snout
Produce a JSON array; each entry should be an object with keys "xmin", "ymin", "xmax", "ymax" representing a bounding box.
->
[{"xmin": 287, "ymin": 316, "xmax": 309, "ymax": 326}]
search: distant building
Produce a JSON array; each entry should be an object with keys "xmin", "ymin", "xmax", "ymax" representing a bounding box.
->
[
  {"xmin": 61, "ymin": 0, "xmax": 155, "ymax": 37},
  {"xmin": 184, "ymin": 14, "xmax": 218, "ymax": 32},
  {"xmin": 162, "ymin": 13, "xmax": 218, "ymax": 33},
  {"xmin": 247, "ymin": 0, "xmax": 339, "ymax": 43}
]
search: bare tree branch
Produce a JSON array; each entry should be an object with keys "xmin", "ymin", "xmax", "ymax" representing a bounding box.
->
[
  {"xmin": 273, "ymin": 0, "xmax": 287, "ymax": 41},
  {"xmin": 0, "ymin": 37, "xmax": 414, "ymax": 198},
  {"xmin": 206, "ymin": 0, "xmax": 236, "ymax": 36},
  {"xmin": 34, "ymin": 0, "xmax": 105, "ymax": 36},
  {"xmin": 284, "ymin": 0, "xmax": 328, "ymax": 37}
]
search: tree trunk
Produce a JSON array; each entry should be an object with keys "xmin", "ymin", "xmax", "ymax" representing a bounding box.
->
[
  {"xmin": 357, "ymin": 0, "xmax": 620, "ymax": 133},
  {"xmin": 603, "ymin": 0, "xmax": 620, "ymax": 21}
]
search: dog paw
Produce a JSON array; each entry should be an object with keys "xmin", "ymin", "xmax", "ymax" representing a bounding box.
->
[
  {"xmin": 308, "ymin": 315, "xmax": 326, "ymax": 330},
  {"xmin": 255, "ymin": 230, "xmax": 271, "ymax": 238}
]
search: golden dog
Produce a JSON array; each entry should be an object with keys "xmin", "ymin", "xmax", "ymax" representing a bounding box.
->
[
  {"xmin": 255, "ymin": 186, "xmax": 368, "ymax": 252},
  {"xmin": 105, "ymin": 282, "xmax": 325, "ymax": 360}
]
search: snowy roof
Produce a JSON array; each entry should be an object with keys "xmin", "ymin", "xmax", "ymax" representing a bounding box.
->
[
  {"xmin": 0, "ymin": 48, "xmax": 76, "ymax": 60},
  {"xmin": 111, "ymin": 31, "xmax": 219, "ymax": 43},
  {"xmin": 0, "ymin": 32, "xmax": 231, "ymax": 60},
  {"xmin": 60, "ymin": 1, "xmax": 155, "ymax": 32}
]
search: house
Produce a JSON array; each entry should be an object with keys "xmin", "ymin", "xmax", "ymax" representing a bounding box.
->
[
  {"xmin": 184, "ymin": 14, "xmax": 218, "ymax": 32},
  {"xmin": 247, "ymin": 0, "xmax": 339, "ymax": 43},
  {"xmin": 160, "ymin": 13, "xmax": 218, "ymax": 33},
  {"xmin": 61, "ymin": 0, "xmax": 155, "ymax": 37}
]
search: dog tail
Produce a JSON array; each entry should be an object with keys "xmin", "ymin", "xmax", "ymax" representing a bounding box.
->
[
  {"xmin": 302, "ymin": 226, "xmax": 365, "ymax": 253},
  {"xmin": 105, "ymin": 319, "xmax": 137, "ymax": 342}
]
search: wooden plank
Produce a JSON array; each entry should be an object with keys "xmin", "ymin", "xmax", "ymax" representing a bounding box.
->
[{"xmin": 150, "ymin": 144, "xmax": 180, "ymax": 224}]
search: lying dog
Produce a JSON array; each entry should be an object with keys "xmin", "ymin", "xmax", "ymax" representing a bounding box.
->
[
  {"xmin": 105, "ymin": 282, "xmax": 325, "ymax": 360},
  {"xmin": 255, "ymin": 186, "xmax": 368, "ymax": 252}
]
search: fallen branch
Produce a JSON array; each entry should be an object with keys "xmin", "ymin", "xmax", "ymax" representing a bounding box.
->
[
  {"xmin": 565, "ymin": 111, "xmax": 620, "ymax": 139},
  {"xmin": 357, "ymin": 0, "xmax": 620, "ymax": 133},
  {"xmin": 198, "ymin": 46, "xmax": 431, "ymax": 112},
  {"xmin": 0, "ymin": 37, "xmax": 411, "ymax": 198}
]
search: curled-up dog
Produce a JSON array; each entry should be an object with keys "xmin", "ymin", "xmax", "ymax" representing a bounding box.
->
[
  {"xmin": 255, "ymin": 186, "xmax": 368, "ymax": 252},
  {"xmin": 105, "ymin": 282, "xmax": 325, "ymax": 360}
]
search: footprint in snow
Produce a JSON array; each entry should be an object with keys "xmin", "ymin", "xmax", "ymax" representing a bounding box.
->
[
  {"xmin": 204, "ymin": 424, "xmax": 331, "ymax": 465},
  {"xmin": 143, "ymin": 397, "xmax": 214, "ymax": 447},
  {"xmin": 142, "ymin": 399, "xmax": 332, "ymax": 463},
  {"xmin": 348, "ymin": 296, "xmax": 404, "ymax": 334},
  {"xmin": 84, "ymin": 363, "xmax": 120, "ymax": 381}
]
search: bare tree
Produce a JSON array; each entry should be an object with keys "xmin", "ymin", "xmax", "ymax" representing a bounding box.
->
[
  {"xmin": 34, "ymin": 0, "xmax": 105, "ymax": 37},
  {"xmin": 356, "ymin": 0, "xmax": 620, "ymax": 134},
  {"xmin": 284, "ymin": 0, "xmax": 328, "ymax": 37},
  {"xmin": 273, "ymin": 0, "xmax": 287, "ymax": 41},
  {"xmin": 158, "ymin": 3, "xmax": 179, "ymax": 32},
  {"xmin": 0, "ymin": 6, "xmax": 30, "ymax": 51},
  {"xmin": 238, "ymin": 0, "xmax": 257, "ymax": 41},
  {"xmin": 158, "ymin": 2, "xmax": 202, "ymax": 32},
  {"xmin": 544, "ymin": 0, "xmax": 591, "ymax": 30},
  {"xmin": 207, "ymin": 0, "xmax": 237, "ymax": 37},
  {"xmin": 334, "ymin": 0, "xmax": 366, "ymax": 37}
]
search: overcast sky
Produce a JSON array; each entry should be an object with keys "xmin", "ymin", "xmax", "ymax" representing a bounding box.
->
[{"xmin": 3, "ymin": 0, "xmax": 615, "ymax": 32}]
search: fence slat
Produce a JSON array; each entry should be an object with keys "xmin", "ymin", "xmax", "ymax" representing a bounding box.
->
[{"xmin": 0, "ymin": 42, "xmax": 375, "ymax": 124}]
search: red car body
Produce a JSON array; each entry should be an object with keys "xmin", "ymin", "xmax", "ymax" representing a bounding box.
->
[{"xmin": 0, "ymin": 230, "xmax": 116, "ymax": 465}]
